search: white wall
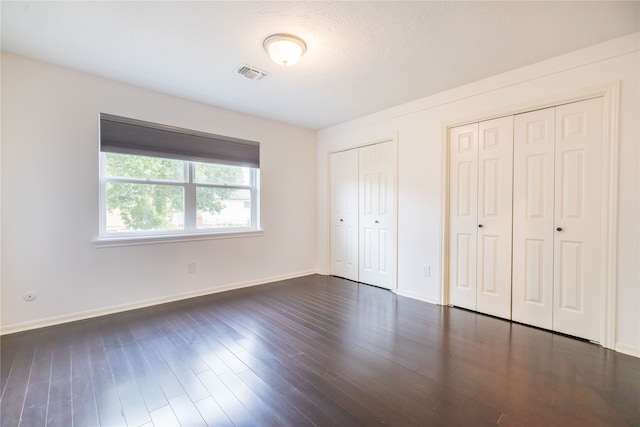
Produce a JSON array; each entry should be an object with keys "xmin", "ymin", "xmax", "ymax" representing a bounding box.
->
[
  {"xmin": 317, "ymin": 34, "xmax": 640, "ymax": 356},
  {"xmin": 1, "ymin": 53, "xmax": 317, "ymax": 333}
]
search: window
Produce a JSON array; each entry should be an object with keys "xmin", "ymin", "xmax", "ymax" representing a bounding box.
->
[{"xmin": 99, "ymin": 114, "xmax": 260, "ymax": 239}]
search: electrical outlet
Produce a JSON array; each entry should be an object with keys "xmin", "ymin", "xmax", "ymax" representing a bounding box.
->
[
  {"xmin": 423, "ymin": 265, "xmax": 431, "ymax": 277},
  {"xmin": 23, "ymin": 292, "xmax": 37, "ymax": 302},
  {"xmin": 187, "ymin": 262, "xmax": 196, "ymax": 274}
]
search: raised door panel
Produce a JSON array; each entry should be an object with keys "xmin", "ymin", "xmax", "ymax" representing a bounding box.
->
[
  {"xmin": 449, "ymin": 124, "xmax": 478, "ymax": 310},
  {"xmin": 330, "ymin": 149, "xmax": 359, "ymax": 281},
  {"xmin": 512, "ymin": 107, "xmax": 555, "ymax": 330},
  {"xmin": 552, "ymin": 97, "xmax": 604, "ymax": 342},
  {"xmin": 360, "ymin": 148, "xmax": 376, "ymax": 217},
  {"xmin": 476, "ymin": 116, "xmax": 513, "ymax": 319},
  {"xmin": 359, "ymin": 141, "xmax": 396, "ymax": 289}
]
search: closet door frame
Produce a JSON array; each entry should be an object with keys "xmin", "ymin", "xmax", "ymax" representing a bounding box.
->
[
  {"xmin": 440, "ymin": 82, "xmax": 620, "ymax": 350},
  {"xmin": 328, "ymin": 135, "xmax": 399, "ymax": 291}
]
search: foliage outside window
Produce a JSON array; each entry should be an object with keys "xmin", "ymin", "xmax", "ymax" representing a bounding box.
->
[{"xmin": 101, "ymin": 152, "xmax": 259, "ymax": 236}]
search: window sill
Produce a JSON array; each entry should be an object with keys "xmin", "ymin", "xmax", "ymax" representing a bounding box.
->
[{"xmin": 94, "ymin": 230, "xmax": 264, "ymax": 248}]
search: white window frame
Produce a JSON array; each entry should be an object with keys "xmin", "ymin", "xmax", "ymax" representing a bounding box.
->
[{"xmin": 97, "ymin": 153, "xmax": 261, "ymax": 246}]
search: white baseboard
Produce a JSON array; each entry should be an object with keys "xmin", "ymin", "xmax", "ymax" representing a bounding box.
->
[
  {"xmin": 615, "ymin": 342, "xmax": 640, "ymax": 358},
  {"xmin": 395, "ymin": 288, "xmax": 440, "ymax": 305},
  {"xmin": 0, "ymin": 269, "xmax": 319, "ymax": 336}
]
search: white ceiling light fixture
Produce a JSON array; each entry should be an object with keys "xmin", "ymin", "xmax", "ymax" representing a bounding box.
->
[{"xmin": 263, "ymin": 33, "xmax": 307, "ymax": 67}]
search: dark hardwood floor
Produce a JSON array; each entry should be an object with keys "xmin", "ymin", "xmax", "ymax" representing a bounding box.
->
[{"xmin": 1, "ymin": 275, "xmax": 638, "ymax": 426}]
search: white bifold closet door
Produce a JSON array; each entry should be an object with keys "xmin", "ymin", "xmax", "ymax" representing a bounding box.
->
[
  {"xmin": 330, "ymin": 141, "xmax": 396, "ymax": 290},
  {"xmin": 330, "ymin": 149, "xmax": 359, "ymax": 282},
  {"xmin": 512, "ymin": 97, "xmax": 604, "ymax": 341},
  {"xmin": 449, "ymin": 116, "xmax": 514, "ymax": 318},
  {"xmin": 511, "ymin": 107, "xmax": 555, "ymax": 330},
  {"xmin": 359, "ymin": 141, "xmax": 396, "ymax": 289}
]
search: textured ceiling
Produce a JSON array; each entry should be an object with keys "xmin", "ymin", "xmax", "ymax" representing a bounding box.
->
[{"xmin": 2, "ymin": 1, "xmax": 639, "ymax": 130}]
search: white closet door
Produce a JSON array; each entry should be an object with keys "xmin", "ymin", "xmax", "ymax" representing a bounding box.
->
[
  {"xmin": 476, "ymin": 116, "xmax": 514, "ymax": 319},
  {"xmin": 448, "ymin": 123, "xmax": 478, "ymax": 310},
  {"xmin": 513, "ymin": 98, "xmax": 604, "ymax": 341},
  {"xmin": 553, "ymin": 97, "xmax": 603, "ymax": 341},
  {"xmin": 512, "ymin": 107, "xmax": 556, "ymax": 329},
  {"xmin": 330, "ymin": 149, "xmax": 359, "ymax": 281},
  {"xmin": 359, "ymin": 141, "xmax": 396, "ymax": 289}
]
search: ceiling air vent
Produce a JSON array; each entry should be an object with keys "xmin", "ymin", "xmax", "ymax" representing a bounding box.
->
[{"xmin": 235, "ymin": 64, "xmax": 269, "ymax": 81}]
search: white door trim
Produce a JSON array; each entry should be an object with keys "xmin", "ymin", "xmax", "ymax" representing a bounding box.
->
[{"xmin": 440, "ymin": 82, "xmax": 620, "ymax": 349}]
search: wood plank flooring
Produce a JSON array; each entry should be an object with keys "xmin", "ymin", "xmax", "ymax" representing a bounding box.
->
[{"xmin": 1, "ymin": 274, "xmax": 638, "ymax": 426}]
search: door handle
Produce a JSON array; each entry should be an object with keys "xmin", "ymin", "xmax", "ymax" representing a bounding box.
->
[
  {"xmin": 478, "ymin": 224, "xmax": 483, "ymax": 228},
  {"xmin": 339, "ymin": 219, "xmax": 344, "ymax": 222},
  {"xmin": 375, "ymin": 220, "xmax": 379, "ymax": 224},
  {"xmin": 556, "ymin": 227, "xmax": 562, "ymax": 231}
]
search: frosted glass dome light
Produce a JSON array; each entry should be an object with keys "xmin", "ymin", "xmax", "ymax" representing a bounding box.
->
[{"xmin": 263, "ymin": 34, "xmax": 307, "ymax": 67}]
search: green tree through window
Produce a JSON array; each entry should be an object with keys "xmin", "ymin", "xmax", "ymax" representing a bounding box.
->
[{"xmin": 105, "ymin": 153, "xmax": 248, "ymax": 231}]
